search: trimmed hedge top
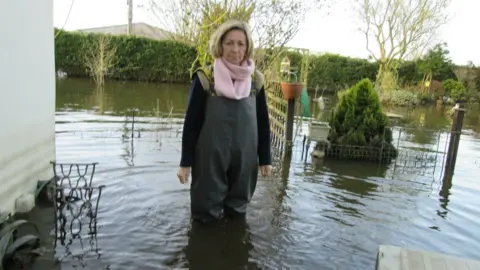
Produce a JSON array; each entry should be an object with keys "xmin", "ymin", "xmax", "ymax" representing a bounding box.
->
[{"xmin": 54, "ymin": 29, "xmax": 456, "ymax": 90}]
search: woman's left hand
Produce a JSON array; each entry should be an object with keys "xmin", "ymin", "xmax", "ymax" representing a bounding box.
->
[{"xmin": 260, "ymin": 165, "xmax": 272, "ymax": 177}]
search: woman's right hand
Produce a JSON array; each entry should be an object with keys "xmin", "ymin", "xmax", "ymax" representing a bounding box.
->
[{"xmin": 177, "ymin": 167, "xmax": 191, "ymax": 184}]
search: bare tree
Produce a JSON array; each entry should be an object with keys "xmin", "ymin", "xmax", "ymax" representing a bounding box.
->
[
  {"xmin": 148, "ymin": 0, "xmax": 334, "ymax": 70},
  {"xmin": 250, "ymin": 0, "xmax": 309, "ymax": 70},
  {"xmin": 147, "ymin": 0, "xmax": 202, "ymax": 43},
  {"xmin": 357, "ymin": 0, "xmax": 451, "ymax": 90},
  {"xmin": 84, "ymin": 35, "xmax": 117, "ymax": 87}
]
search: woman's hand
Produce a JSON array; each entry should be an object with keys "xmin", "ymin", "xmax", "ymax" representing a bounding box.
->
[
  {"xmin": 260, "ymin": 165, "xmax": 272, "ymax": 177},
  {"xmin": 177, "ymin": 167, "xmax": 191, "ymax": 184}
]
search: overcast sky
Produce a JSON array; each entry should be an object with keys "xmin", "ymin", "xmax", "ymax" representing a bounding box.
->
[{"xmin": 54, "ymin": 0, "xmax": 478, "ymax": 65}]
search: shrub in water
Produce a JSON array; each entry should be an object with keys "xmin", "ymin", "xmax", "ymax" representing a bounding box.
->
[
  {"xmin": 327, "ymin": 78, "xmax": 398, "ymax": 161},
  {"xmin": 443, "ymin": 79, "xmax": 466, "ymax": 102},
  {"xmin": 416, "ymin": 91, "xmax": 436, "ymax": 105},
  {"xmin": 380, "ymin": 90, "xmax": 419, "ymax": 107}
]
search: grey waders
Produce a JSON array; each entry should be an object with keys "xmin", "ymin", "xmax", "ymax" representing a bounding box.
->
[{"xmin": 190, "ymin": 67, "xmax": 264, "ymax": 222}]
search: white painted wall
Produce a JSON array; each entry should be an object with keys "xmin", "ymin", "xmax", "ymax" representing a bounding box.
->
[{"xmin": 0, "ymin": 0, "xmax": 56, "ymax": 214}]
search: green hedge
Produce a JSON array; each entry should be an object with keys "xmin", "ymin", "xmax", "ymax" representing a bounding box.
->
[
  {"xmin": 54, "ymin": 29, "xmax": 457, "ymax": 90},
  {"xmin": 307, "ymin": 54, "xmax": 378, "ymax": 92},
  {"xmin": 55, "ymin": 29, "xmax": 197, "ymax": 83}
]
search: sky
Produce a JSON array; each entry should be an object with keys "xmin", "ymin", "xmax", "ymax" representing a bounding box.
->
[{"xmin": 53, "ymin": 0, "xmax": 479, "ymax": 66}]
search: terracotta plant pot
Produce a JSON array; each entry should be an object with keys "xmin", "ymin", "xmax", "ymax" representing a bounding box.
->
[{"xmin": 280, "ymin": 82, "xmax": 304, "ymax": 100}]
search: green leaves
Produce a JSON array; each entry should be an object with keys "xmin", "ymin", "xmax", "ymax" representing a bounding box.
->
[
  {"xmin": 0, "ymin": 229, "xmax": 13, "ymax": 270},
  {"xmin": 327, "ymin": 78, "xmax": 398, "ymax": 160},
  {"xmin": 55, "ymin": 30, "xmax": 197, "ymax": 83},
  {"xmin": 5, "ymin": 235, "xmax": 40, "ymax": 258},
  {"xmin": 443, "ymin": 79, "xmax": 466, "ymax": 102},
  {"xmin": 0, "ymin": 220, "xmax": 28, "ymax": 238},
  {"xmin": 0, "ymin": 219, "xmax": 40, "ymax": 270},
  {"xmin": 0, "ymin": 214, "xmax": 8, "ymax": 225}
]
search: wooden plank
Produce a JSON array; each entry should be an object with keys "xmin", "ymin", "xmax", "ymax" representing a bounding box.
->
[
  {"xmin": 443, "ymin": 257, "xmax": 468, "ymax": 269},
  {"xmin": 376, "ymin": 245, "xmax": 480, "ymax": 270},
  {"xmin": 465, "ymin": 259, "xmax": 480, "ymax": 270},
  {"xmin": 402, "ymin": 248, "xmax": 425, "ymax": 269},
  {"xmin": 377, "ymin": 245, "xmax": 402, "ymax": 270},
  {"xmin": 428, "ymin": 255, "xmax": 448, "ymax": 270}
]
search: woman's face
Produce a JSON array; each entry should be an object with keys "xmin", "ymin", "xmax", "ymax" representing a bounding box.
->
[{"xmin": 221, "ymin": 29, "xmax": 247, "ymax": 65}]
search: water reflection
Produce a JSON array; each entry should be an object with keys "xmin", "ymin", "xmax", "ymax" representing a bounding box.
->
[
  {"xmin": 121, "ymin": 111, "xmax": 138, "ymax": 167},
  {"xmin": 54, "ymin": 186, "xmax": 104, "ymax": 266},
  {"xmin": 56, "ymin": 78, "xmax": 480, "ymax": 135},
  {"xmin": 314, "ymin": 160, "xmax": 385, "ymax": 225},
  {"xmin": 36, "ymin": 78, "xmax": 480, "ymax": 269},
  {"xmin": 121, "ymin": 138, "xmax": 135, "ymax": 167},
  {"xmin": 388, "ymin": 105, "xmax": 452, "ymax": 130},
  {"xmin": 184, "ymin": 218, "xmax": 255, "ymax": 270},
  {"xmin": 92, "ymin": 86, "xmax": 106, "ymax": 115},
  {"xmin": 438, "ymin": 185, "xmax": 451, "ymax": 219},
  {"xmin": 271, "ymin": 153, "xmax": 293, "ymax": 230},
  {"xmin": 438, "ymin": 169, "xmax": 454, "ymax": 220},
  {"xmin": 56, "ymin": 78, "xmax": 190, "ymax": 116}
]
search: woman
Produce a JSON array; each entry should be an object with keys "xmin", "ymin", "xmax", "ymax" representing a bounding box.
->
[{"xmin": 177, "ymin": 20, "xmax": 272, "ymax": 223}]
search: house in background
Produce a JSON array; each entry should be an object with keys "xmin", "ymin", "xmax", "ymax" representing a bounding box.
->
[
  {"xmin": 0, "ymin": 1, "xmax": 56, "ymax": 214},
  {"xmin": 76, "ymin": 22, "xmax": 174, "ymax": 41}
]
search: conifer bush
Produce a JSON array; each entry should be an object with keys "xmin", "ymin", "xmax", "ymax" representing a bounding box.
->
[{"xmin": 326, "ymin": 78, "xmax": 398, "ymax": 161}]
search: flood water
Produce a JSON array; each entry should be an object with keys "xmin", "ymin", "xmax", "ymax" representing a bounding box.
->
[{"xmin": 32, "ymin": 78, "xmax": 480, "ymax": 269}]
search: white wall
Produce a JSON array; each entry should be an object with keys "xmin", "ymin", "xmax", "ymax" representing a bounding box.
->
[{"xmin": 0, "ymin": 0, "xmax": 56, "ymax": 214}]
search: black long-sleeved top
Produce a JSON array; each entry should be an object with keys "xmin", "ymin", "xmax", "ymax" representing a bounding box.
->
[{"xmin": 179, "ymin": 74, "xmax": 272, "ymax": 167}]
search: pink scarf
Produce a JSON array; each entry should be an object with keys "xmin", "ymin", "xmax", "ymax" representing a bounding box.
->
[{"xmin": 213, "ymin": 58, "xmax": 255, "ymax": 100}]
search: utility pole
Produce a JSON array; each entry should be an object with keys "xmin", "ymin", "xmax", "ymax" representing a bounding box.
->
[{"xmin": 127, "ymin": 0, "xmax": 133, "ymax": 35}]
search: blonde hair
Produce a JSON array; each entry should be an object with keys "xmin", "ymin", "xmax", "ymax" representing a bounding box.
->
[{"xmin": 209, "ymin": 20, "xmax": 254, "ymax": 60}]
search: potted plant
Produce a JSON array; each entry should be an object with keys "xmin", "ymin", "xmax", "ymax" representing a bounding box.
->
[{"xmin": 279, "ymin": 57, "xmax": 304, "ymax": 100}]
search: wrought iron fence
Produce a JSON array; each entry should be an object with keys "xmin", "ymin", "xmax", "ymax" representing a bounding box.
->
[
  {"xmin": 51, "ymin": 162, "xmax": 98, "ymax": 189},
  {"xmin": 288, "ymin": 124, "xmax": 452, "ymax": 180},
  {"xmin": 51, "ymin": 162, "xmax": 105, "ymax": 264},
  {"xmin": 55, "ymin": 103, "xmax": 461, "ymax": 182}
]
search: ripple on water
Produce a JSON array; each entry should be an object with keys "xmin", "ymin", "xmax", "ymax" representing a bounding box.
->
[{"xmin": 33, "ymin": 115, "xmax": 480, "ymax": 270}]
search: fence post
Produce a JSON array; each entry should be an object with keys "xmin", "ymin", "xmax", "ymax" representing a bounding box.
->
[
  {"xmin": 285, "ymin": 98, "xmax": 296, "ymax": 154},
  {"xmin": 443, "ymin": 105, "xmax": 466, "ymax": 181}
]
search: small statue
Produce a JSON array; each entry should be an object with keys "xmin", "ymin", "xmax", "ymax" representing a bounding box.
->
[{"xmin": 449, "ymin": 103, "xmax": 460, "ymax": 117}]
